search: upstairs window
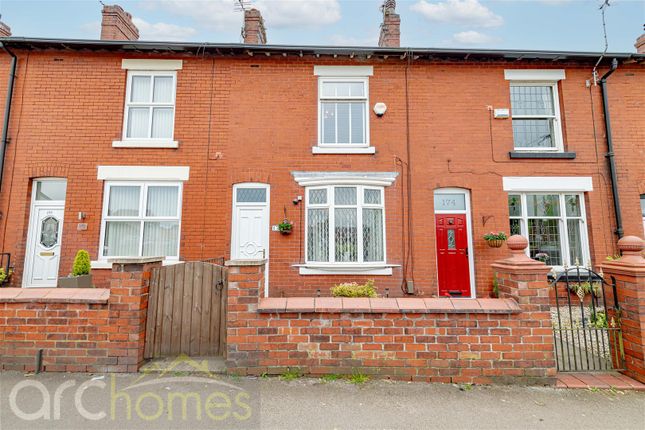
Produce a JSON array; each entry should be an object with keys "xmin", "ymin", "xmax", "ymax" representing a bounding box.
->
[
  {"xmin": 123, "ymin": 71, "xmax": 176, "ymax": 141},
  {"xmin": 505, "ymin": 69, "xmax": 565, "ymax": 152},
  {"xmin": 319, "ymin": 78, "xmax": 368, "ymax": 146}
]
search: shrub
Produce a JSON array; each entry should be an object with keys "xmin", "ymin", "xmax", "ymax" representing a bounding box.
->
[
  {"xmin": 331, "ymin": 280, "xmax": 377, "ymax": 298},
  {"xmin": 72, "ymin": 250, "xmax": 91, "ymax": 277}
]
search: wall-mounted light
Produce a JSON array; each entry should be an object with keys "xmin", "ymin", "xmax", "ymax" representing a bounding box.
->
[
  {"xmin": 77, "ymin": 212, "xmax": 86, "ymax": 220},
  {"xmin": 373, "ymin": 102, "xmax": 387, "ymax": 117}
]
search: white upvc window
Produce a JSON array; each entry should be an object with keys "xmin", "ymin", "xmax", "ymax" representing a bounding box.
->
[
  {"xmin": 509, "ymin": 82, "xmax": 563, "ymax": 151},
  {"xmin": 508, "ymin": 192, "xmax": 590, "ymax": 269},
  {"xmin": 318, "ymin": 77, "xmax": 369, "ymax": 148},
  {"xmin": 641, "ymin": 194, "xmax": 645, "ymax": 234},
  {"xmin": 121, "ymin": 70, "xmax": 177, "ymax": 143},
  {"xmin": 306, "ymin": 185, "xmax": 385, "ymax": 265},
  {"xmin": 99, "ymin": 182, "xmax": 182, "ymax": 260}
]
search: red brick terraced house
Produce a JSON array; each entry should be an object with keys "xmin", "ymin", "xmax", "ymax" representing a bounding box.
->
[{"xmin": 0, "ymin": 4, "xmax": 643, "ymax": 299}]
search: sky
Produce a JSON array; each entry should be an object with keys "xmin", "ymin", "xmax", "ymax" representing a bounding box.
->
[{"xmin": 0, "ymin": 0, "xmax": 643, "ymax": 52}]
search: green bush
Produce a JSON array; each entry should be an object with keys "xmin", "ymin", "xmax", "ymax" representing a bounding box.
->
[
  {"xmin": 72, "ymin": 250, "xmax": 91, "ymax": 277},
  {"xmin": 331, "ymin": 280, "xmax": 377, "ymax": 298}
]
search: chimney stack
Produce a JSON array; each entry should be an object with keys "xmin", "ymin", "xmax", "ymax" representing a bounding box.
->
[
  {"xmin": 243, "ymin": 8, "xmax": 267, "ymax": 45},
  {"xmin": 379, "ymin": 0, "xmax": 400, "ymax": 48},
  {"xmin": 101, "ymin": 4, "xmax": 139, "ymax": 41},
  {"xmin": 0, "ymin": 15, "xmax": 11, "ymax": 37},
  {"xmin": 636, "ymin": 33, "xmax": 645, "ymax": 54}
]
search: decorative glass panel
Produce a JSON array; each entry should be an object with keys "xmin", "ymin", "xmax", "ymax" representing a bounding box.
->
[
  {"xmin": 364, "ymin": 189, "xmax": 381, "ymax": 205},
  {"xmin": 509, "ymin": 218, "xmax": 522, "ymax": 235},
  {"xmin": 512, "ymin": 119, "xmax": 555, "ymax": 148},
  {"xmin": 510, "ymin": 85, "xmax": 555, "ymax": 116},
  {"xmin": 567, "ymin": 219, "xmax": 584, "ymax": 266},
  {"xmin": 309, "ymin": 189, "xmax": 327, "ymax": 205},
  {"xmin": 434, "ymin": 193, "xmax": 466, "ymax": 211},
  {"xmin": 363, "ymin": 208, "xmax": 383, "ymax": 262},
  {"xmin": 146, "ymin": 186, "xmax": 179, "ymax": 217},
  {"xmin": 108, "ymin": 186, "xmax": 140, "ymax": 217},
  {"xmin": 335, "ymin": 187, "xmax": 357, "ymax": 205},
  {"xmin": 35, "ymin": 181, "xmax": 66, "ymax": 201},
  {"xmin": 307, "ymin": 208, "xmax": 329, "ymax": 262},
  {"xmin": 528, "ymin": 219, "xmax": 562, "ymax": 266},
  {"xmin": 236, "ymin": 188, "xmax": 266, "ymax": 203},
  {"xmin": 143, "ymin": 221, "xmax": 179, "ymax": 257},
  {"xmin": 40, "ymin": 216, "xmax": 59, "ymax": 248},
  {"xmin": 508, "ymin": 194, "xmax": 521, "ymax": 217},
  {"xmin": 565, "ymin": 195, "xmax": 581, "ymax": 217},
  {"xmin": 126, "ymin": 107, "xmax": 150, "ymax": 138},
  {"xmin": 335, "ymin": 208, "xmax": 357, "ymax": 262},
  {"xmin": 103, "ymin": 221, "xmax": 141, "ymax": 256},
  {"xmin": 151, "ymin": 108, "xmax": 173, "ymax": 138},
  {"xmin": 153, "ymin": 76, "xmax": 173, "ymax": 103},
  {"xmin": 526, "ymin": 194, "xmax": 560, "ymax": 217},
  {"xmin": 447, "ymin": 229, "xmax": 456, "ymax": 250},
  {"xmin": 130, "ymin": 76, "xmax": 151, "ymax": 102}
]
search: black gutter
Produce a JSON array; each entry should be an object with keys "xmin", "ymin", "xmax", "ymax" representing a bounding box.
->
[
  {"xmin": 0, "ymin": 42, "xmax": 16, "ymax": 192},
  {"xmin": 1, "ymin": 36, "xmax": 643, "ymax": 63},
  {"xmin": 599, "ymin": 58, "xmax": 623, "ymax": 239}
]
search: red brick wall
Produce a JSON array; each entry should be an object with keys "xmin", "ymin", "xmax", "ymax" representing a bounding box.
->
[
  {"xmin": 226, "ymin": 261, "xmax": 556, "ymax": 384},
  {"xmin": 0, "ymin": 261, "xmax": 157, "ymax": 372},
  {"xmin": 0, "ymin": 49, "xmax": 642, "ymax": 297}
]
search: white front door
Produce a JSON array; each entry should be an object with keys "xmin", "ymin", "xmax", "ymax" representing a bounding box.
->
[
  {"xmin": 24, "ymin": 179, "xmax": 67, "ymax": 287},
  {"xmin": 231, "ymin": 184, "xmax": 270, "ymax": 294}
]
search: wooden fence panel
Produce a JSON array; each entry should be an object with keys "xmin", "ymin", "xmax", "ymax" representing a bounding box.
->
[{"xmin": 144, "ymin": 262, "xmax": 227, "ymax": 358}]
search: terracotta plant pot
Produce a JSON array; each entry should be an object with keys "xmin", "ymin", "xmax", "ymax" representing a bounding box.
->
[
  {"xmin": 58, "ymin": 274, "xmax": 93, "ymax": 288},
  {"xmin": 486, "ymin": 239, "xmax": 505, "ymax": 248}
]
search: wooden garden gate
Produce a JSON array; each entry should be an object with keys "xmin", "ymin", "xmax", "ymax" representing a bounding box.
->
[{"xmin": 144, "ymin": 262, "xmax": 228, "ymax": 358}]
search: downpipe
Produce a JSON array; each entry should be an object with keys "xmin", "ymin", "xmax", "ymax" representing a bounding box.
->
[
  {"xmin": 0, "ymin": 42, "xmax": 16, "ymax": 192},
  {"xmin": 599, "ymin": 58, "xmax": 623, "ymax": 239}
]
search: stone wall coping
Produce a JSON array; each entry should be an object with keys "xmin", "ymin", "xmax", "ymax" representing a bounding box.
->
[
  {"xmin": 0, "ymin": 288, "xmax": 110, "ymax": 304},
  {"xmin": 225, "ymin": 259, "xmax": 267, "ymax": 267},
  {"xmin": 109, "ymin": 257, "xmax": 164, "ymax": 265},
  {"xmin": 258, "ymin": 297, "xmax": 521, "ymax": 314}
]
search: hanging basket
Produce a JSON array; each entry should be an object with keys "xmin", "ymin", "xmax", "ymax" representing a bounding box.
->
[{"xmin": 486, "ymin": 239, "xmax": 505, "ymax": 248}]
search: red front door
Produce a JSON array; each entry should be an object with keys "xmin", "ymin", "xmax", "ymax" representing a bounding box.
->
[{"xmin": 435, "ymin": 214, "xmax": 471, "ymax": 297}]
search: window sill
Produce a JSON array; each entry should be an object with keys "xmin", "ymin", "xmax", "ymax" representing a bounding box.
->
[
  {"xmin": 312, "ymin": 146, "xmax": 376, "ymax": 155},
  {"xmin": 112, "ymin": 140, "xmax": 179, "ymax": 149},
  {"xmin": 509, "ymin": 151, "xmax": 576, "ymax": 159},
  {"xmin": 294, "ymin": 263, "xmax": 399, "ymax": 275},
  {"xmin": 91, "ymin": 259, "xmax": 177, "ymax": 269}
]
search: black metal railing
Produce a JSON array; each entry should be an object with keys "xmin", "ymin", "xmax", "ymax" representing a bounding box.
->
[{"xmin": 549, "ymin": 265, "xmax": 624, "ymax": 372}]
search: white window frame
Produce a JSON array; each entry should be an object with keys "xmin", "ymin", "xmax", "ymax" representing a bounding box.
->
[
  {"xmin": 315, "ymin": 75, "xmax": 373, "ymax": 154},
  {"xmin": 508, "ymin": 192, "xmax": 590, "ymax": 270},
  {"xmin": 509, "ymin": 81, "xmax": 564, "ymax": 152},
  {"xmin": 114, "ymin": 70, "xmax": 178, "ymax": 148},
  {"xmin": 98, "ymin": 181, "xmax": 183, "ymax": 262}
]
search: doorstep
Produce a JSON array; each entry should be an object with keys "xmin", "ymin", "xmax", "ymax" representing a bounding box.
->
[{"xmin": 556, "ymin": 372, "xmax": 645, "ymax": 391}]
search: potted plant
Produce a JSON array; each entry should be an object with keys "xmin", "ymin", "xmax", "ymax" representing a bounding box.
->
[
  {"xmin": 278, "ymin": 219, "xmax": 293, "ymax": 235},
  {"xmin": 0, "ymin": 266, "xmax": 12, "ymax": 286},
  {"xmin": 58, "ymin": 250, "xmax": 93, "ymax": 288},
  {"xmin": 483, "ymin": 231, "xmax": 507, "ymax": 248}
]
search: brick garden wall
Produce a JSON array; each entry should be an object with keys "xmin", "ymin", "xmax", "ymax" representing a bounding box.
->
[
  {"xmin": 0, "ymin": 259, "xmax": 158, "ymax": 372},
  {"xmin": 225, "ymin": 258, "xmax": 557, "ymax": 384}
]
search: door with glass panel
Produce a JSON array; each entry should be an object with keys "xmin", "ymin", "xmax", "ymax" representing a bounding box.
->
[
  {"xmin": 231, "ymin": 184, "xmax": 270, "ymax": 292},
  {"xmin": 24, "ymin": 179, "xmax": 67, "ymax": 287},
  {"xmin": 433, "ymin": 189, "xmax": 475, "ymax": 298}
]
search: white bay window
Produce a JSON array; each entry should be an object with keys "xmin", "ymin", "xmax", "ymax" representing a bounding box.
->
[
  {"xmin": 508, "ymin": 192, "xmax": 589, "ymax": 268},
  {"xmin": 307, "ymin": 185, "xmax": 385, "ymax": 265},
  {"xmin": 100, "ymin": 182, "xmax": 182, "ymax": 260}
]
